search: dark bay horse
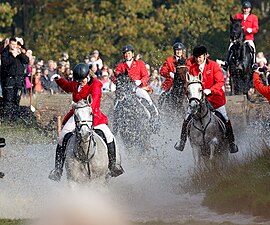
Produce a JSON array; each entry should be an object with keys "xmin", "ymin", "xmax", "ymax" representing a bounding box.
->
[
  {"xmin": 113, "ymin": 71, "xmax": 153, "ymax": 152},
  {"xmin": 158, "ymin": 58, "xmax": 188, "ymax": 116},
  {"xmin": 228, "ymin": 16, "xmax": 253, "ymax": 96}
]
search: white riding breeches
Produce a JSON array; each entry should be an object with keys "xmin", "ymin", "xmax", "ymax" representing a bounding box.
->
[
  {"xmin": 94, "ymin": 124, "xmax": 114, "ymax": 143},
  {"xmin": 229, "ymin": 40, "xmax": 255, "ymax": 51},
  {"xmin": 215, "ymin": 105, "xmax": 229, "ymax": 122},
  {"xmin": 135, "ymin": 87, "xmax": 153, "ymax": 105},
  {"xmin": 229, "ymin": 40, "xmax": 256, "ymax": 63},
  {"xmin": 58, "ymin": 115, "xmax": 114, "ymax": 145}
]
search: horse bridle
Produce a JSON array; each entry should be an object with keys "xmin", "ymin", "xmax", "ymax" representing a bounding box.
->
[{"xmin": 73, "ymin": 105, "xmax": 96, "ymax": 164}]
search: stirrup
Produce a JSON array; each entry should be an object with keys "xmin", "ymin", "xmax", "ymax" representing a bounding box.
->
[
  {"xmin": 48, "ymin": 168, "xmax": 62, "ymax": 182},
  {"xmin": 109, "ymin": 164, "xmax": 124, "ymax": 177},
  {"xmin": 174, "ymin": 140, "xmax": 185, "ymax": 152}
]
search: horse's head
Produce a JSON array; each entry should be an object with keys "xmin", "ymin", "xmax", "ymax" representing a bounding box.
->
[
  {"xmin": 230, "ymin": 16, "xmax": 245, "ymax": 42},
  {"xmin": 73, "ymin": 99, "xmax": 93, "ymax": 140},
  {"xmin": 186, "ymin": 72, "xmax": 204, "ymax": 114},
  {"xmin": 175, "ymin": 58, "xmax": 188, "ymax": 82},
  {"xmin": 115, "ymin": 70, "xmax": 136, "ymax": 99}
]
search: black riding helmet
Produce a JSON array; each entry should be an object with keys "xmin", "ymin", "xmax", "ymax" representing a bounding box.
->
[
  {"xmin": 193, "ymin": 45, "xmax": 207, "ymax": 57},
  {"xmin": 242, "ymin": 1, "xmax": 252, "ymax": 8},
  {"xmin": 73, "ymin": 63, "xmax": 89, "ymax": 82},
  {"xmin": 173, "ymin": 42, "xmax": 186, "ymax": 51},
  {"xmin": 122, "ymin": 45, "xmax": 134, "ymax": 53}
]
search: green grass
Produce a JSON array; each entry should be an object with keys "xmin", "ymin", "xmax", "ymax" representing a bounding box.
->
[
  {"xmin": 186, "ymin": 141, "xmax": 270, "ymax": 219},
  {"xmin": 0, "ymin": 121, "xmax": 54, "ymax": 144},
  {"xmin": 0, "ymin": 219, "xmax": 26, "ymax": 225}
]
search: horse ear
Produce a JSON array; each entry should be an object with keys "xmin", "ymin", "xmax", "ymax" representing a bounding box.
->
[
  {"xmin": 230, "ymin": 15, "xmax": 234, "ymax": 23},
  {"xmin": 186, "ymin": 72, "xmax": 191, "ymax": 82},
  {"xmin": 198, "ymin": 72, "xmax": 203, "ymax": 82}
]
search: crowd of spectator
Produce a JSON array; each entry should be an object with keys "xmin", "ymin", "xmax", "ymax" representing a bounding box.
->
[
  {"xmin": 0, "ymin": 40, "xmax": 165, "ymax": 100},
  {"xmin": 1, "ymin": 36, "xmax": 269, "ymax": 102}
]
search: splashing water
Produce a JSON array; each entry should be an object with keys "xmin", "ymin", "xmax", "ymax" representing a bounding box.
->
[{"xmin": 0, "ymin": 115, "xmax": 267, "ymax": 224}]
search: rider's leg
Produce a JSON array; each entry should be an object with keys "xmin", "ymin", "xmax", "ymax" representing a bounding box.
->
[
  {"xmin": 215, "ymin": 106, "xmax": 238, "ymax": 153},
  {"xmin": 174, "ymin": 113, "xmax": 193, "ymax": 151},
  {"xmin": 48, "ymin": 116, "xmax": 75, "ymax": 181},
  {"xmin": 245, "ymin": 40, "xmax": 256, "ymax": 64},
  {"xmin": 94, "ymin": 124, "xmax": 124, "ymax": 177},
  {"xmin": 135, "ymin": 87, "xmax": 160, "ymax": 133},
  {"xmin": 135, "ymin": 88, "xmax": 159, "ymax": 119}
]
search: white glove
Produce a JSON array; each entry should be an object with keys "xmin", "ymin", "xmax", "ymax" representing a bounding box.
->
[
  {"xmin": 203, "ymin": 89, "xmax": 212, "ymax": 96},
  {"xmin": 246, "ymin": 28, "xmax": 252, "ymax": 33},
  {"xmin": 51, "ymin": 74, "xmax": 60, "ymax": 81},
  {"xmin": 169, "ymin": 72, "xmax": 175, "ymax": 79},
  {"xmin": 134, "ymin": 80, "xmax": 142, "ymax": 86}
]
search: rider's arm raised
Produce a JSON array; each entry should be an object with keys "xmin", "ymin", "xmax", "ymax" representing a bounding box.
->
[{"xmin": 55, "ymin": 77, "xmax": 74, "ymax": 93}]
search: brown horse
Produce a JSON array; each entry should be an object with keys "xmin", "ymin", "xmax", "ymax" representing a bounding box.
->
[{"xmin": 158, "ymin": 58, "xmax": 188, "ymax": 115}]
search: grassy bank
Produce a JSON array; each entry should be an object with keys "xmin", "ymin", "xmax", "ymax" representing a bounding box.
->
[
  {"xmin": 0, "ymin": 121, "xmax": 54, "ymax": 144},
  {"xmin": 186, "ymin": 141, "xmax": 270, "ymax": 220},
  {"xmin": 0, "ymin": 220, "xmax": 26, "ymax": 225}
]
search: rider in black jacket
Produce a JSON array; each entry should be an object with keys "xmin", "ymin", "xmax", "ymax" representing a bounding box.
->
[{"xmin": 1, "ymin": 37, "xmax": 29, "ymax": 120}]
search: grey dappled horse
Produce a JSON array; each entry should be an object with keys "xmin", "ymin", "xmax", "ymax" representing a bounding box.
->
[
  {"xmin": 65, "ymin": 99, "xmax": 109, "ymax": 187},
  {"xmin": 186, "ymin": 73, "xmax": 229, "ymax": 166}
]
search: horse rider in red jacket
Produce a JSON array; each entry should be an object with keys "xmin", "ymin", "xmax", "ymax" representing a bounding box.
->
[
  {"xmin": 160, "ymin": 42, "xmax": 187, "ymax": 91},
  {"xmin": 174, "ymin": 45, "xmax": 239, "ymax": 154},
  {"xmin": 227, "ymin": 1, "xmax": 259, "ymax": 65},
  {"xmin": 253, "ymin": 67, "xmax": 270, "ymax": 103},
  {"xmin": 115, "ymin": 45, "xmax": 159, "ymax": 126},
  {"xmin": 48, "ymin": 63, "xmax": 124, "ymax": 181}
]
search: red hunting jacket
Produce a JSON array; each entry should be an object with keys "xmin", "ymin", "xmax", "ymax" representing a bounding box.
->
[
  {"xmin": 253, "ymin": 72, "xmax": 270, "ymax": 104},
  {"xmin": 189, "ymin": 59, "xmax": 226, "ymax": 109},
  {"xmin": 115, "ymin": 59, "xmax": 150, "ymax": 88},
  {"xmin": 56, "ymin": 77, "xmax": 108, "ymax": 126},
  {"xmin": 160, "ymin": 56, "xmax": 176, "ymax": 91},
  {"xmin": 160, "ymin": 56, "xmax": 189, "ymax": 91},
  {"xmin": 234, "ymin": 13, "xmax": 259, "ymax": 41}
]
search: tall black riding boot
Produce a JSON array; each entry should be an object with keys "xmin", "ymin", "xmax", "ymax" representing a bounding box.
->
[
  {"xmin": 48, "ymin": 144, "xmax": 65, "ymax": 181},
  {"xmin": 225, "ymin": 120, "xmax": 239, "ymax": 153},
  {"xmin": 107, "ymin": 141, "xmax": 124, "ymax": 177},
  {"xmin": 174, "ymin": 114, "xmax": 192, "ymax": 151}
]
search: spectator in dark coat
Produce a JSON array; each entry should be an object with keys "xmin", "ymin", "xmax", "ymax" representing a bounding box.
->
[{"xmin": 1, "ymin": 37, "xmax": 29, "ymax": 120}]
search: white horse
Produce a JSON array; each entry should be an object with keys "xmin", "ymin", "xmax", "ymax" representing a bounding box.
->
[
  {"xmin": 65, "ymin": 99, "xmax": 109, "ymax": 188},
  {"xmin": 186, "ymin": 72, "xmax": 229, "ymax": 166}
]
